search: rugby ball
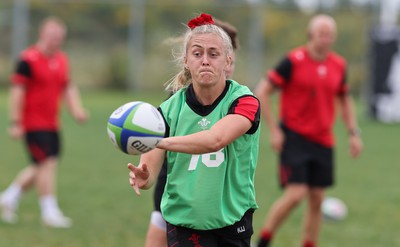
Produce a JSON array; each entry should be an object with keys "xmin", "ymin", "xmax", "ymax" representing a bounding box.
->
[
  {"xmin": 321, "ymin": 197, "xmax": 348, "ymax": 221},
  {"xmin": 107, "ymin": 101, "xmax": 165, "ymax": 155}
]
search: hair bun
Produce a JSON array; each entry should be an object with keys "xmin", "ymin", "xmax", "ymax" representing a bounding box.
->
[{"xmin": 187, "ymin": 13, "xmax": 215, "ymax": 30}]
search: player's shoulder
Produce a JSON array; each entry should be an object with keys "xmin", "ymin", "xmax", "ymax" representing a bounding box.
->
[
  {"xmin": 228, "ymin": 80, "xmax": 253, "ymax": 95},
  {"xmin": 20, "ymin": 47, "xmax": 68, "ymax": 61},
  {"xmin": 20, "ymin": 46, "xmax": 41, "ymax": 62},
  {"xmin": 328, "ymin": 51, "xmax": 346, "ymax": 67},
  {"xmin": 287, "ymin": 46, "xmax": 307, "ymax": 64},
  {"xmin": 161, "ymin": 87, "xmax": 185, "ymax": 107},
  {"xmin": 57, "ymin": 50, "xmax": 69, "ymax": 60}
]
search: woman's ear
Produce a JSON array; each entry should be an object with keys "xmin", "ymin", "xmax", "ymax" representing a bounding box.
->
[
  {"xmin": 184, "ymin": 56, "xmax": 189, "ymax": 69},
  {"xmin": 226, "ymin": 54, "xmax": 232, "ymax": 67}
]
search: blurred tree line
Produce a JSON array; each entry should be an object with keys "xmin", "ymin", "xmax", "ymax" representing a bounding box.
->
[{"xmin": 0, "ymin": 0, "xmax": 382, "ymax": 96}]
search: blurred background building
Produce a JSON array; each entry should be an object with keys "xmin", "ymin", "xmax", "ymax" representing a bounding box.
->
[{"xmin": 1, "ymin": 0, "xmax": 400, "ymax": 122}]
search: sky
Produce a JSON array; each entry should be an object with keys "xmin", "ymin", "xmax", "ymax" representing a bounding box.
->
[{"xmin": 274, "ymin": 0, "xmax": 400, "ymax": 26}]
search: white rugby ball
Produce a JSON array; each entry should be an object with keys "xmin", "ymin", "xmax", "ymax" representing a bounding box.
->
[
  {"xmin": 321, "ymin": 197, "xmax": 348, "ymax": 221},
  {"xmin": 107, "ymin": 101, "xmax": 165, "ymax": 155}
]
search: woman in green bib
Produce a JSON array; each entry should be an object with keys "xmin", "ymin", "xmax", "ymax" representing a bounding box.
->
[{"xmin": 128, "ymin": 13, "xmax": 260, "ymax": 247}]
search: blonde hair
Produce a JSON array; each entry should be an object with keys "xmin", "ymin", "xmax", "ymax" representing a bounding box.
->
[{"xmin": 165, "ymin": 24, "xmax": 233, "ymax": 93}]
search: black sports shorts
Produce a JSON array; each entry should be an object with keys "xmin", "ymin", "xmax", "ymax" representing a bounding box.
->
[
  {"xmin": 279, "ymin": 125, "xmax": 334, "ymax": 188},
  {"xmin": 25, "ymin": 131, "xmax": 60, "ymax": 164},
  {"xmin": 166, "ymin": 209, "xmax": 254, "ymax": 247}
]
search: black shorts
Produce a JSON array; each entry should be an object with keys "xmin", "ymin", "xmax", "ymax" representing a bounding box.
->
[
  {"xmin": 153, "ymin": 159, "xmax": 168, "ymax": 212},
  {"xmin": 25, "ymin": 131, "xmax": 60, "ymax": 164},
  {"xmin": 279, "ymin": 126, "xmax": 334, "ymax": 188},
  {"xmin": 166, "ymin": 209, "xmax": 254, "ymax": 247}
]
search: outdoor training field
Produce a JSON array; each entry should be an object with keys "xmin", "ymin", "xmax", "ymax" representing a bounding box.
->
[{"xmin": 0, "ymin": 90, "xmax": 399, "ymax": 247}]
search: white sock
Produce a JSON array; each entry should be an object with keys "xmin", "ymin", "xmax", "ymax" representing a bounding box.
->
[
  {"xmin": 40, "ymin": 195, "xmax": 61, "ymax": 217},
  {"xmin": 1, "ymin": 184, "xmax": 22, "ymax": 207}
]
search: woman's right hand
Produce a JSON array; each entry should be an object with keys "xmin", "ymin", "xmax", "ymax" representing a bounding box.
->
[{"xmin": 128, "ymin": 163, "xmax": 150, "ymax": 196}]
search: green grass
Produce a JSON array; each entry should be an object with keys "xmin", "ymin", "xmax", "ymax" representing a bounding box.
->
[{"xmin": 0, "ymin": 90, "xmax": 399, "ymax": 247}]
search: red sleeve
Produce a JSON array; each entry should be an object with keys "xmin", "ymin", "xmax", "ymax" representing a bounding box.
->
[
  {"xmin": 267, "ymin": 70, "xmax": 285, "ymax": 87},
  {"xmin": 228, "ymin": 95, "xmax": 260, "ymax": 134},
  {"xmin": 11, "ymin": 74, "xmax": 30, "ymax": 85},
  {"xmin": 11, "ymin": 59, "xmax": 31, "ymax": 85},
  {"xmin": 267, "ymin": 55, "xmax": 292, "ymax": 87},
  {"xmin": 229, "ymin": 96, "xmax": 259, "ymax": 122}
]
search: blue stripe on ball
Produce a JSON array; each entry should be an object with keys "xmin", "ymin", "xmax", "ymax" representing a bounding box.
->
[
  {"xmin": 120, "ymin": 129, "xmax": 164, "ymax": 153},
  {"xmin": 108, "ymin": 103, "xmax": 140, "ymax": 127}
]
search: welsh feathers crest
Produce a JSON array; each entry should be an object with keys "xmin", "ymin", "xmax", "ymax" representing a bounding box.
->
[{"xmin": 198, "ymin": 118, "xmax": 210, "ymax": 130}]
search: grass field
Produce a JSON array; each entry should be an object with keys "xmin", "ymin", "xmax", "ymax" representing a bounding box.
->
[{"xmin": 0, "ymin": 89, "xmax": 399, "ymax": 247}]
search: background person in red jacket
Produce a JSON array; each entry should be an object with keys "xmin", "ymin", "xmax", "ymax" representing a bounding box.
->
[
  {"xmin": 0, "ymin": 16, "xmax": 88, "ymax": 228},
  {"xmin": 254, "ymin": 14, "xmax": 362, "ymax": 247}
]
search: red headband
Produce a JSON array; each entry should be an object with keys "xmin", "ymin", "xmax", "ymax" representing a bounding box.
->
[{"xmin": 187, "ymin": 13, "xmax": 215, "ymax": 30}]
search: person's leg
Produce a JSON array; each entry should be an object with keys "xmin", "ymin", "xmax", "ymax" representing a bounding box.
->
[
  {"xmin": 31, "ymin": 131, "xmax": 71, "ymax": 228},
  {"xmin": 257, "ymin": 126, "xmax": 314, "ymax": 247},
  {"xmin": 0, "ymin": 163, "xmax": 37, "ymax": 223},
  {"xmin": 146, "ymin": 224, "xmax": 168, "ymax": 247},
  {"xmin": 37, "ymin": 157, "xmax": 72, "ymax": 228},
  {"xmin": 256, "ymin": 184, "xmax": 308, "ymax": 247},
  {"xmin": 146, "ymin": 211, "xmax": 167, "ymax": 247},
  {"xmin": 301, "ymin": 143, "xmax": 333, "ymax": 247},
  {"xmin": 0, "ymin": 156, "xmax": 37, "ymax": 224},
  {"xmin": 37, "ymin": 157, "xmax": 59, "ymax": 217},
  {"xmin": 301, "ymin": 187, "xmax": 324, "ymax": 247},
  {"xmin": 13, "ymin": 166, "xmax": 38, "ymax": 190},
  {"xmin": 2, "ymin": 165, "xmax": 37, "ymax": 198},
  {"xmin": 36, "ymin": 157, "xmax": 57, "ymax": 196}
]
